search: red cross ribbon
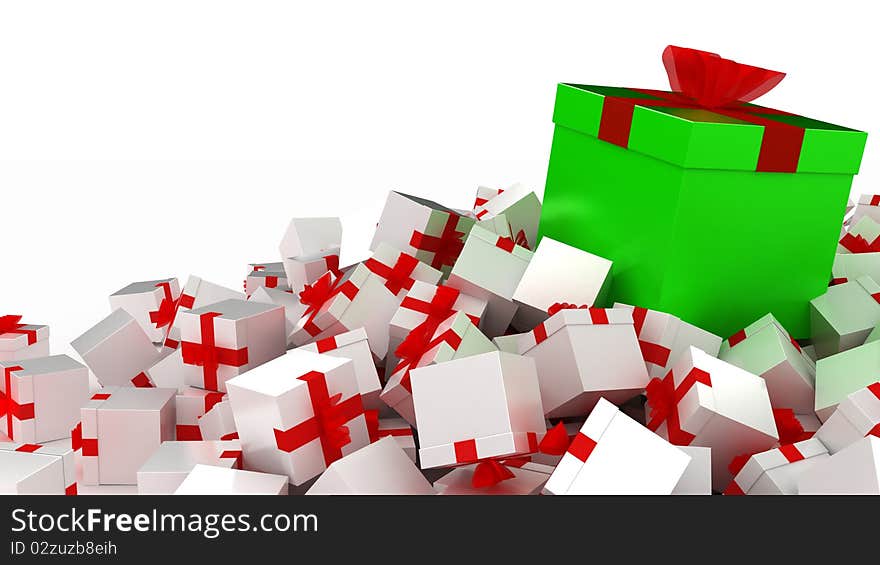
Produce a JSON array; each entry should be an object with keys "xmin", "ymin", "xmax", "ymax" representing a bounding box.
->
[
  {"xmin": 0, "ymin": 315, "xmax": 38, "ymax": 345},
  {"xmin": 598, "ymin": 46, "xmax": 804, "ymax": 173},
  {"xmin": 273, "ymin": 370, "xmax": 365, "ymax": 467},
  {"xmin": 180, "ymin": 312, "xmax": 249, "ymax": 391},
  {"xmin": 645, "ymin": 367, "xmax": 713, "ymax": 445},
  {"xmin": 410, "ymin": 213, "xmax": 466, "ymax": 270},
  {"xmin": 2, "ymin": 365, "xmax": 33, "ymax": 440},
  {"xmin": 364, "ymin": 252, "xmax": 420, "ymax": 295},
  {"xmin": 400, "ymin": 286, "xmax": 479, "ymax": 334}
]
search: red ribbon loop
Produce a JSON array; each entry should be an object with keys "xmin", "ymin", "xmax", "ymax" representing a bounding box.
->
[
  {"xmin": 537, "ymin": 422, "xmax": 571, "ymax": 456},
  {"xmin": 298, "ymin": 272, "xmax": 337, "ymax": 314},
  {"xmin": 0, "ymin": 315, "xmax": 38, "ymax": 345},
  {"xmin": 149, "ymin": 282, "xmax": 179, "ymax": 330},
  {"xmin": 547, "ymin": 302, "xmax": 589, "ymax": 316},
  {"xmin": 662, "ymin": 45, "xmax": 786, "ymax": 109},
  {"xmin": 471, "ymin": 459, "xmax": 516, "ymax": 488}
]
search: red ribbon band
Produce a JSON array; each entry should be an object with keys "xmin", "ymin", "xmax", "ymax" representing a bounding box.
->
[{"xmin": 181, "ymin": 312, "xmax": 249, "ymax": 391}]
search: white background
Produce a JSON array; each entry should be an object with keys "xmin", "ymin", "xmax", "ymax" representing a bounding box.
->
[{"xmin": 2, "ymin": 0, "xmax": 877, "ymax": 356}]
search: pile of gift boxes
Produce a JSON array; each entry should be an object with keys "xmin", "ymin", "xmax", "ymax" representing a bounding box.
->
[{"xmin": 4, "ymin": 182, "xmax": 880, "ymax": 496}]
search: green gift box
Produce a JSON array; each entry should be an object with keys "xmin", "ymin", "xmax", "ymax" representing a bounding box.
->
[{"xmin": 539, "ymin": 47, "xmax": 868, "ymax": 338}]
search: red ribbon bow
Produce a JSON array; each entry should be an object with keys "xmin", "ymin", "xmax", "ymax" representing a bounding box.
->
[
  {"xmin": 392, "ymin": 322, "xmax": 450, "ymax": 392},
  {"xmin": 645, "ymin": 368, "xmax": 713, "ymax": 445},
  {"xmin": 547, "ymin": 302, "xmax": 589, "ymax": 316},
  {"xmin": 298, "ymin": 272, "xmax": 337, "ymax": 315},
  {"xmin": 148, "ymin": 282, "xmax": 180, "ymax": 330},
  {"xmin": 599, "ymin": 46, "xmax": 802, "ymax": 173},
  {"xmin": 662, "ymin": 45, "xmax": 785, "ymax": 109},
  {"xmin": 0, "ymin": 315, "xmax": 38, "ymax": 345},
  {"xmin": 839, "ymin": 233, "xmax": 880, "ymax": 254},
  {"xmin": 470, "ymin": 423, "xmax": 571, "ymax": 489}
]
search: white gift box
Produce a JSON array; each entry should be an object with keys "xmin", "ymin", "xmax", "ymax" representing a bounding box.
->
[
  {"xmin": 719, "ymin": 313, "xmax": 816, "ymax": 413},
  {"xmin": 434, "ymin": 462, "xmax": 551, "ymax": 495},
  {"xmin": 815, "ymin": 382, "xmax": 880, "ymax": 454},
  {"xmin": 849, "ymin": 194, "xmax": 880, "ymax": 227},
  {"xmin": 673, "ymin": 446, "xmax": 712, "ymax": 495},
  {"xmin": 306, "ymin": 437, "xmax": 435, "ymax": 495},
  {"xmin": 472, "ymin": 183, "xmax": 541, "ymax": 252},
  {"xmin": 796, "ymin": 412, "xmax": 822, "ymax": 435},
  {"xmin": 363, "ymin": 243, "xmax": 442, "ymax": 299},
  {"xmin": 447, "ymin": 224, "xmax": 533, "ymax": 337},
  {"xmin": 830, "ymin": 252, "xmax": 880, "ymax": 288},
  {"xmin": 225, "ymin": 349, "xmax": 370, "ymax": 486},
  {"xmin": 74, "ymin": 387, "xmax": 176, "ymax": 485},
  {"xmin": 166, "ymin": 275, "xmax": 246, "ymax": 350},
  {"xmin": 513, "ymin": 307, "xmax": 649, "ymax": 418},
  {"xmin": 371, "ymin": 191, "xmax": 475, "ymax": 276},
  {"xmin": 145, "ymin": 348, "xmax": 197, "ymax": 392},
  {"xmin": 724, "ymin": 438, "xmax": 829, "ymax": 495},
  {"xmin": 296, "ymin": 327, "xmax": 382, "ymax": 411},
  {"xmin": 810, "ymin": 275, "xmax": 880, "ymax": 359},
  {"xmin": 174, "ymin": 464, "xmax": 288, "ymax": 495},
  {"xmin": 245, "ymin": 266, "xmax": 290, "ymax": 297},
  {"xmin": 178, "ymin": 298, "xmax": 286, "ymax": 392},
  {"xmin": 475, "ymin": 212, "xmax": 513, "ymax": 239},
  {"xmin": 71, "ymin": 308, "xmax": 161, "ymax": 388},
  {"xmin": 1, "ymin": 355, "xmax": 89, "ymax": 443},
  {"xmin": 645, "ymin": 346, "xmax": 779, "ymax": 490},
  {"xmin": 283, "ymin": 247, "xmax": 342, "ymax": 293},
  {"xmin": 0, "ymin": 443, "xmax": 77, "ymax": 495},
  {"xmin": 411, "ymin": 350, "xmax": 545, "ymax": 469},
  {"xmin": 279, "ymin": 217, "xmax": 342, "ymax": 265},
  {"xmin": 137, "ymin": 440, "xmax": 243, "ymax": 494},
  {"xmin": 815, "ymin": 339, "xmax": 880, "ymax": 421},
  {"xmin": 381, "ymin": 312, "xmax": 497, "ymax": 426},
  {"xmin": 198, "ymin": 399, "xmax": 238, "ymax": 441},
  {"xmin": 387, "ymin": 281, "xmax": 487, "ymax": 381},
  {"xmin": 797, "ymin": 435, "xmax": 880, "ymax": 494},
  {"xmin": 371, "ymin": 417, "xmax": 416, "ymax": 462},
  {"xmin": 290, "ymin": 264, "xmax": 400, "ymax": 359},
  {"xmin": 543, "ymin": 398, "xmax": 690, "ymax": 495},
  {"xmin": 511, "ymin": 237, "xmax": 612, "ymax": 332},
  {"xmin": 0, "ymin": 315, "xmax": 49, "ymax": 362},
  {"xmin": 177, "ymin": 275, "xmax": 245, "ymax": 314},
  {"xmin": 615, "ymin": 303, "xmax": 722, "ymax": 379},
  {"xmin": 472, "ymin": 185, "xmax": 505, "ymax": 211},
  {"xmin": 492, "ymin": 333, "xmax": 520, "ymax": 354},
  {"xmin": 109, "ymin": 278, "xmax": 180, "ymax": 344},
  {"xmin": 249, "ymin": 286, "xmax": 308, "ymax": 347},
  {"xmin": 175, "ymin": 386, "xmax": 227, "ymax": 441},
  {"xmin": 838, "ymin": 216, "xmax": 880, "ymax": 254}
]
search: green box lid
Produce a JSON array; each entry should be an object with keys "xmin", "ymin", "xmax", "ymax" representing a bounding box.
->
[{"xmin": 553, "ymin": 83, "xmax": 868, "ymax": 174}]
